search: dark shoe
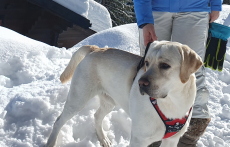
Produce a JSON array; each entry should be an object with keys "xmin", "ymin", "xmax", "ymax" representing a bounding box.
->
[{"xmin": 177, "ymin": 118, "xmax": 211, "ymax": 147}]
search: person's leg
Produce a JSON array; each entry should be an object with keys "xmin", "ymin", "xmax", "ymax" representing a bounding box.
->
[
  {"xmin": 139, "ymin": 12, "xmax": 173, "ymax": 56},
  {"xmin": 171, "ymin": 12, "xmax": 210, "ymax": 147}
]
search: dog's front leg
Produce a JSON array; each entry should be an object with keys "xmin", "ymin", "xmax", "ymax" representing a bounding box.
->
[
  {"xmin": 160, "ymin": 124, "xmax": 187, "ymax": 147},
  {"xmin": 129, "ymin": 122, "xmax": 157, "ymax": 147},
  {"xmin": 160, "ymin": 136, "xmax": 180, "ymax": 147},
  {"xmin": 129, "ymin": 135, "xmax": 150, "ymax": 147}
]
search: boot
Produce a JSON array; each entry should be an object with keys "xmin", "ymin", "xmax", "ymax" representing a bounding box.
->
[{"xmin": 177, "ymin": 118, "xmax": 211, "ymax": 147}]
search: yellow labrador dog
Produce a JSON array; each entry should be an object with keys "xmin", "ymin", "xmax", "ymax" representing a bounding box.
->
[{"xmin": 45, "ymin": 41, "xmax": 202, "ymax": 147}]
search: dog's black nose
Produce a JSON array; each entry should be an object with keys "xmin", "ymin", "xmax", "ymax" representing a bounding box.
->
[{"xmin": 138, "ymin": 78, "xmax": 150, "ymax": 87}]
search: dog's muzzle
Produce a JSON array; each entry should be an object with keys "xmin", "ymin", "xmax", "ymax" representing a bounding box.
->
[
  {"xmin": 138, "ymin": 77, "xmax": 155, "ymax": 96},
  {"xmin": 138, "ymin": 77, "xmax": 166, "ymax": 98}
]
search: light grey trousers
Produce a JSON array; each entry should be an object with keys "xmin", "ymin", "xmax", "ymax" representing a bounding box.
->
[{"xmin": 139, "ymin": 12, "xmax": 210, "ymax": 118}]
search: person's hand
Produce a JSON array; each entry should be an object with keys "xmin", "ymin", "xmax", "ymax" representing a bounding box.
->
[
  {"xmin": 209, "ymin": 11, "xmax": 220, "ymax": 23},
  {"xmin": 142, "ymin": 24, "xmax": 157, "ymax": 46}
]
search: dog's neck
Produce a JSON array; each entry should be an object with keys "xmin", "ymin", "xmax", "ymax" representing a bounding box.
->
[{"xmin": 157, "ymin": 74, "xmax": 196, "ymax": 119}]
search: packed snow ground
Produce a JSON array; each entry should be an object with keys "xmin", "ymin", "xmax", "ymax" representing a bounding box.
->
[{"xmin": 0, "ymin": 5, "xmax": 230, "ymax": 147}]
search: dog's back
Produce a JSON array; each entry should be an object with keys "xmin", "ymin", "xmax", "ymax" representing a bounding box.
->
[{"xmin": 60, "ymin": 45, "xmax": 140, "ymax": 84}]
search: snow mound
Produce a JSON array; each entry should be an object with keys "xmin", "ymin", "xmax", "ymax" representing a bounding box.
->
[{"xmin": 71, "ymin": 23, "xmax": 140, "ymax": 55}]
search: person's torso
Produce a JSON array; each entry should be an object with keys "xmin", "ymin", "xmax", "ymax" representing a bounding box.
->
[{"xmin": 151, "ymin": 0, "xmax": 210, "ymax": 12}]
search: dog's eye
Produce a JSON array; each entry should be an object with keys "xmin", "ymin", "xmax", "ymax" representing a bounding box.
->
[
  {"xmin": 159, "ymin": 63, "xmax": 171, "ymax": 69},
  {"xmin": 145, "ymin": 61, "xmax": 149, "ymax": 67}
]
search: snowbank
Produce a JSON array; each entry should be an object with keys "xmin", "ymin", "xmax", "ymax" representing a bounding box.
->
[
  {"xmin": 53, "ymin": 0, "xmax": 89, "ymax": 17},
  {"xmin": 53, "ymin": 0, "xmax": 112, "ymax": 32},
  {"xmin": 0, "ymin": 4, "xmax": 230, "ymax": 147},
  {"xmin": 88, "ymin": 0, "xmax": 112, "ymax": 32}
]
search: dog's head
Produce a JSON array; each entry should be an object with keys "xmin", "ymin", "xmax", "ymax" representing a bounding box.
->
[{"xmin": 138, "ymin": 41, "xmax": 202, "ymax": 98}]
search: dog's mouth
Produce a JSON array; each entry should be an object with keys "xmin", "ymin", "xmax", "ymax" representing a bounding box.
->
[
  {"xmin": 139, "ymin": 88, "xmax": 146, "ymax": 95},
  {"xmin": 151, "ymin": 95, "xmax": 167, "ymax": 99},
  {"xmin": 160, "ymin": 95, "xmax": 167, "ymax": 99},
  {"xmin": 139, "ymin": 88, "xmax": 167, "ymax": 99},
  {"xmin": 139, "ymin": 87, "xmax": 152, "ymax": 96}
]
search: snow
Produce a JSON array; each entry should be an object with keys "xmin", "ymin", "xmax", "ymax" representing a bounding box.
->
[
  {"xmin": 88, "ymin": 0, "xmax": 112, "ymax": 32},
  {"xmin": 0, "ymin": 4, "xmax": 230, "ymax": 147},
  {"xmin": 53, "ymin": 0, "xmax": 112, "ymax": 32},
  {"xmin": 53, "ymin": 0, "xmax": 89, "ymax": 17}
]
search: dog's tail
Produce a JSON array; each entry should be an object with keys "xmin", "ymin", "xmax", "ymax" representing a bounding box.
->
[{"xmin": 60, "ymin": 45, "xmax": 99, "ymax": 84}]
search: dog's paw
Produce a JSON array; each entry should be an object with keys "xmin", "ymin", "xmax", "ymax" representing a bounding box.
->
[{"xmin": 100, "ymin": 137, "xmax": 112, "ymax": 147}]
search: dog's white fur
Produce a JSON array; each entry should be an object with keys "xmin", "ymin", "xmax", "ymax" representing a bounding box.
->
[{"xmin": 45, "ymin": 41, "xmax": 202, "ymax": 147}]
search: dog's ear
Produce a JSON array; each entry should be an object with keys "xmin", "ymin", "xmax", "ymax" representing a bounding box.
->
[{"xmin": 178, "ymin": 45, "xmax": 203, "ymax": 83}]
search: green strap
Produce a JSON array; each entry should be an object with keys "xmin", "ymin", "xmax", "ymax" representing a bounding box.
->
[
  {"xmin": 206, "ymin": 38, "xmax": 211, "ymax": 50},
  {"xmin": 216, "ymin": 39, "xmax": 221, "ymax": 61},
  {"xmin": 204, "ymin": 39, "xmax": 212, "ymax": 65}
]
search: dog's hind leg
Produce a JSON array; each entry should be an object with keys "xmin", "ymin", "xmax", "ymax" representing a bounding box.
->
[
  {"xmin": 46, "ymin": 87, "xmax": 97, "ymax": 147},
  {"xmin": 94, "ymin": 93, "xmax": 115, "ymax": 147},
  {"xmin": 45, "ymin": 105, "xmax": 76, "ymax": 147}
]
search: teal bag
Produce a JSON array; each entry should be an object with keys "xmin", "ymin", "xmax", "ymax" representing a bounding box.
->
[{"xmin": 204, "ymin": 23, "xmax": 230, "ymax": 71}]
